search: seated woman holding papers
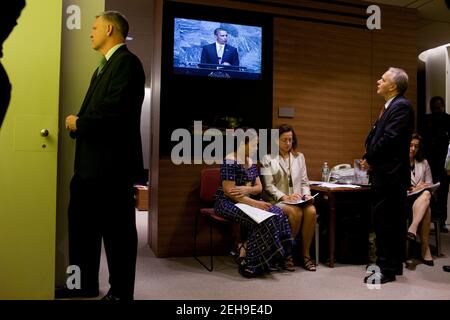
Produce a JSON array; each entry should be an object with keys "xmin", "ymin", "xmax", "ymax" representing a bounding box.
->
[
  {"xmin": 407, "ymin": 133, "xmax": 436, "ymax": 266},
  {"xmin": 261, "ymin": 124, "xmax": 317, "ymax": 271},
  {"xmin": 214, "ymin": 128, "xmax": 294, "ymax": 278}
]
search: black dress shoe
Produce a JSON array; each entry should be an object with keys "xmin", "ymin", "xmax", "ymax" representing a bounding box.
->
[
  {"xmin": 443, "ymin": 265, "xmax": 450, "ymax": 272},
  {"xmin": 55, "ymin": 287, "xmax": 99, "ymax": 299},
  {"xmin": 101, "ymin": 293, "xmax": 121, "ymax": 301},
  {"xmin": 365, "ymin": 264, "xmax": 402, "ymax": 276},
  {"xmin": 364, "ymin": 272, "xmax": 396, "ymax": 284},
  {"xmin": 421, "ymin": 258, "xmax": 434, "ymax": 266}
]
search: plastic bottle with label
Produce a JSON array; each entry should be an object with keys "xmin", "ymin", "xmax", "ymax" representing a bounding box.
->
[{"xmin": 321, "ymin": 162, "xmax": 330, "ymax": 182}]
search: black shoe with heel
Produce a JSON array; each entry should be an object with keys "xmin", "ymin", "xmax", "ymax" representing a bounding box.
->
[
  {"xmin": 283, "ymin": 255, "xmax": 296, "ymax": 272},
  {"xmin": 238, "ymin": 260, "xmax": 261, "ymax": 278},
  {"xmin": 232, "ymin": 243, "xmax": 246, "ymax": 266},
  {"xmin": 406, "ymin": 232, "xmax": 417, "ymax": 242}
]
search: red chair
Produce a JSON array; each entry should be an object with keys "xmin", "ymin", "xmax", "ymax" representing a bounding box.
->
[{"xmin": 193, "ymin": 167, "xmax": 236, "ymax": 271}]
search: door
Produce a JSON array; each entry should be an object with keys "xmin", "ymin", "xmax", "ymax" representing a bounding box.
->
[{"xmin": 0, "ymin": 0, "xmax": 62, "ymax": 299}]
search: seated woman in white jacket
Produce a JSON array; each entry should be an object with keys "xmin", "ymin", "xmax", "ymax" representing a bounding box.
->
[
  {"xmin": 261, "ymin": 124, "xmax": 317, "ymax": 271},
  {"xmin": 407, "ymin": 133, "xmax": 434, "ymax": 266}
]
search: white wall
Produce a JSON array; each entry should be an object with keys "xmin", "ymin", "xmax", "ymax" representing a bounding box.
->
[{"xmin": 421, "ymin": 45, "xmax": 448, "ymax": 113}]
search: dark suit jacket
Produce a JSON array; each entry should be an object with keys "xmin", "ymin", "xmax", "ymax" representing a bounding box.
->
[
  {"xmin": 423, "ymin": 112, "xmax": 450, "ymax": 171},
  {"xmin": 364, "ymin": 95, "xmax": 415, "ymax": 190},
  {"xmin": 70, "ymin": 45, "xmax": 145, "ymax": 182},
  {"xmin": 200, "ymin": 43, "xmax": 239, "ymax": 66}
]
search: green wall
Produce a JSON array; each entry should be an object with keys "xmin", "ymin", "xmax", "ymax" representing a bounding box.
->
[
  {"xmin": 0, "ymin": 0, "xmax": 62, "ymax": 299},
  {"xmin": 0, "ymin": 0, "xmax": 105, "ymax": 299},
  {"xmin": 55, "ymin": 0, "xmax": 105, "ymax": 289}
]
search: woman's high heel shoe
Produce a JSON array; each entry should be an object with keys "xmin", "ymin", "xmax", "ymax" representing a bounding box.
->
[
  {"xmin": 406, "ymin": 232, "xmax": 417, "ymax": 242},
  {"xmin": 238, "ymin": 260, "xmax": 261, "ymax": 278},
  {"xmin": 232, "ymin": 243, "xmax": 246, "ymax": 266},
  {"xmin": 283, "ymin": 255, "xmax": 296, "ymax": 272},
  {"xmin": 302, "ymin": 256, "xmax": 316, "ymax": 271}
]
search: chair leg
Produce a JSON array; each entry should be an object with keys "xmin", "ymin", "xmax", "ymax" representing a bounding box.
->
[
  {"xmin": 405, "ymin": 218, "xmax": 410, "ymax": 262},
  {"xmin": 315, "ymin": 222, "xmax": 319, "ymax": 266},
  {"xmin": 209, "ymin": 221, "xmax": 214, "ymax": 271},
  {"xmin": 434, "ymin": 220, "xmax": 441, "ymax": 257},
  {"xmin": 193, "ymin": 212, "xmax": 214, "ymax": 272},
  {"xmin": 193, "ymin": 211, "xmax": 199, "ymax": 258}
]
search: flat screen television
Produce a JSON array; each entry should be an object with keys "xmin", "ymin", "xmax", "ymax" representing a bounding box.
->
[{"xmin": 173, "ymin": 18, "xmax": 263, "ymax": 80}]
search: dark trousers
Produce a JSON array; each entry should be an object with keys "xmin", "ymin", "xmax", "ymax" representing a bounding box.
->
[
  {"xmin": 371, "ymin": 187, "xmax": 406, "ymax": 277},
  {"xmin": 432, "ymin": 169, "xmax": 449, "ymax": 225},
  {"xmin": 68, "ymin": 174, "xmax": 137, "ymax": 299}
]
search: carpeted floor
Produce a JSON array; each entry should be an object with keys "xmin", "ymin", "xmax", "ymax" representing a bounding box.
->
[{"xmin": 95, "ymin": 210, "xmax": 450, "ymax": 300}]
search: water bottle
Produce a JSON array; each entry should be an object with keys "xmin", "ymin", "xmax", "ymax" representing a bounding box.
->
[{"xmin": 321, "ymin": 162, "xmax": 330, "ymax": 182}]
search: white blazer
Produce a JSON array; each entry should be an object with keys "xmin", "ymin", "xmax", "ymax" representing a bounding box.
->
[
  {"xmin": 411, "ymin": 159, "xmax": 433, "ymax": 187},
  {"xmin": 261, "ymin": 152, "xmax": 311, "ymax": 203}
]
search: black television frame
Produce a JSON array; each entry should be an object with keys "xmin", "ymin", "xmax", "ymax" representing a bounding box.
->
[
  {"xmin": 162, "ymin": 1, "xmax": 273, "ymax": 83},
  {"xmin": 159, "ymin": 1, "xmax": 274, "ymax": 156}
]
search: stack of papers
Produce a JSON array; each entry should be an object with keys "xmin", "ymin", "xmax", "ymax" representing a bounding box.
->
[
  {"xmin": 282, "ymin": 193, "xmax": 318, "ymax": 205},
  {"xmin": 312, "ymin": 182, "xmax": 361, "ymax": 189},
  {"xmin": 408, "ymin": 182, "xmax": 440, "ymax": 197}
]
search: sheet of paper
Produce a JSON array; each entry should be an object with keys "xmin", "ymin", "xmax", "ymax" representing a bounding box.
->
[
  {"xmin": 235, "ymin": 203, "xmax": 276, "ymax": 224},
  {"xmin": 407, "ymin": 182, "xmax": 440, "ymax": 197}
]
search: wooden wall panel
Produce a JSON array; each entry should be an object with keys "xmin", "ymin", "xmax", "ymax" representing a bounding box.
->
[
  {"xmin": 171, "ymin": 0, "xmax": 368, "ymax": 28},
  {"xmin": 273, "ymin": 19, "xmax": 372, "ymax": 180}
]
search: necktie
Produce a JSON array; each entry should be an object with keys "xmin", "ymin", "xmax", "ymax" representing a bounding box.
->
[
  {"xmin": 378, "ymin": 106, "xmax": 385, "ymax": 119},
  {"xmin": 97, "ymin": 56, "xmax": 107, "ymax": 76},
  {"xmin": 217, "ymin": 45, "xmax": 224, "ymax": 64}
]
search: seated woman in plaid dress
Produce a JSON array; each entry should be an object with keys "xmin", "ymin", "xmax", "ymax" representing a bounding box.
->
[{"xmin": 214, "ymin": 129, "xmax": 294, "ymax": 277}]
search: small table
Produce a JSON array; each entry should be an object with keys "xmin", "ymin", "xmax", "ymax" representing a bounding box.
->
[{"xmin": 311, "ymin": 183, "xmax": 371, "ymax": 267}]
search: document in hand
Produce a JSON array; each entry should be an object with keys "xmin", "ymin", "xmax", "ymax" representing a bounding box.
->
[
  {"xmin": 235, "ymin": 203, "xmax": 276, "ymax": 224},
  {"xmin": 281, "ymin": 193, "xmax": 319, "ymax": 205},
  {"xmin": 407, "ymin": 182, "xmax": 440, "ymax": 197}
]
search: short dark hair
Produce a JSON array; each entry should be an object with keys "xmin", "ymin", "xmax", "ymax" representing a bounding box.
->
[
  {"xmin": 388, "ymin": 67, "xmax": 408, "ymax": 95},
  {"xmin": 97, "ymin": 11, "xmax": 129, "ymax": 39},
  {"xmin": 430, "ymin": 96, "xmax": 445, "ymax": 106},
  {"xmin": 411, "ymin": 133, "xmax": 425, "ymax": 162},
  {"xmin": 214, "ymin": 28, "xmax": 227, "ymax": 36},
  {"xmin": 278, "ymin": 123, "xmax": 298, "ymax": 155}
]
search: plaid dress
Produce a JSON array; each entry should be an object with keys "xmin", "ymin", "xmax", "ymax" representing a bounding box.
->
[{"xmin": 214, "ymin": 159, "xmax": 293, "ymax": 270}]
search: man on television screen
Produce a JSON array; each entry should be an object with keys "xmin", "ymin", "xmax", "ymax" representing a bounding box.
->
[{"xmin": 200, "ymin": 28, "xmax": 239, "ymax": 67}]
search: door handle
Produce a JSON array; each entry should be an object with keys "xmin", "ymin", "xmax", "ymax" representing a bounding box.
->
[{"xmin": 40, "ymin": 129, "xmax": 49, "ymax": 137}]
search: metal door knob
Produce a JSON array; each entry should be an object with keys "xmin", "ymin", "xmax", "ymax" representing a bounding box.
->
[{"xmin": 40, "ymin": 129, "xmax": 49, "ymax": 137}]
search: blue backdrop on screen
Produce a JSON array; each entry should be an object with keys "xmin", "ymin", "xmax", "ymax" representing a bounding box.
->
[{"xmin": 173, "ymin": 18, "xmax": 262, "ymax": 80}]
